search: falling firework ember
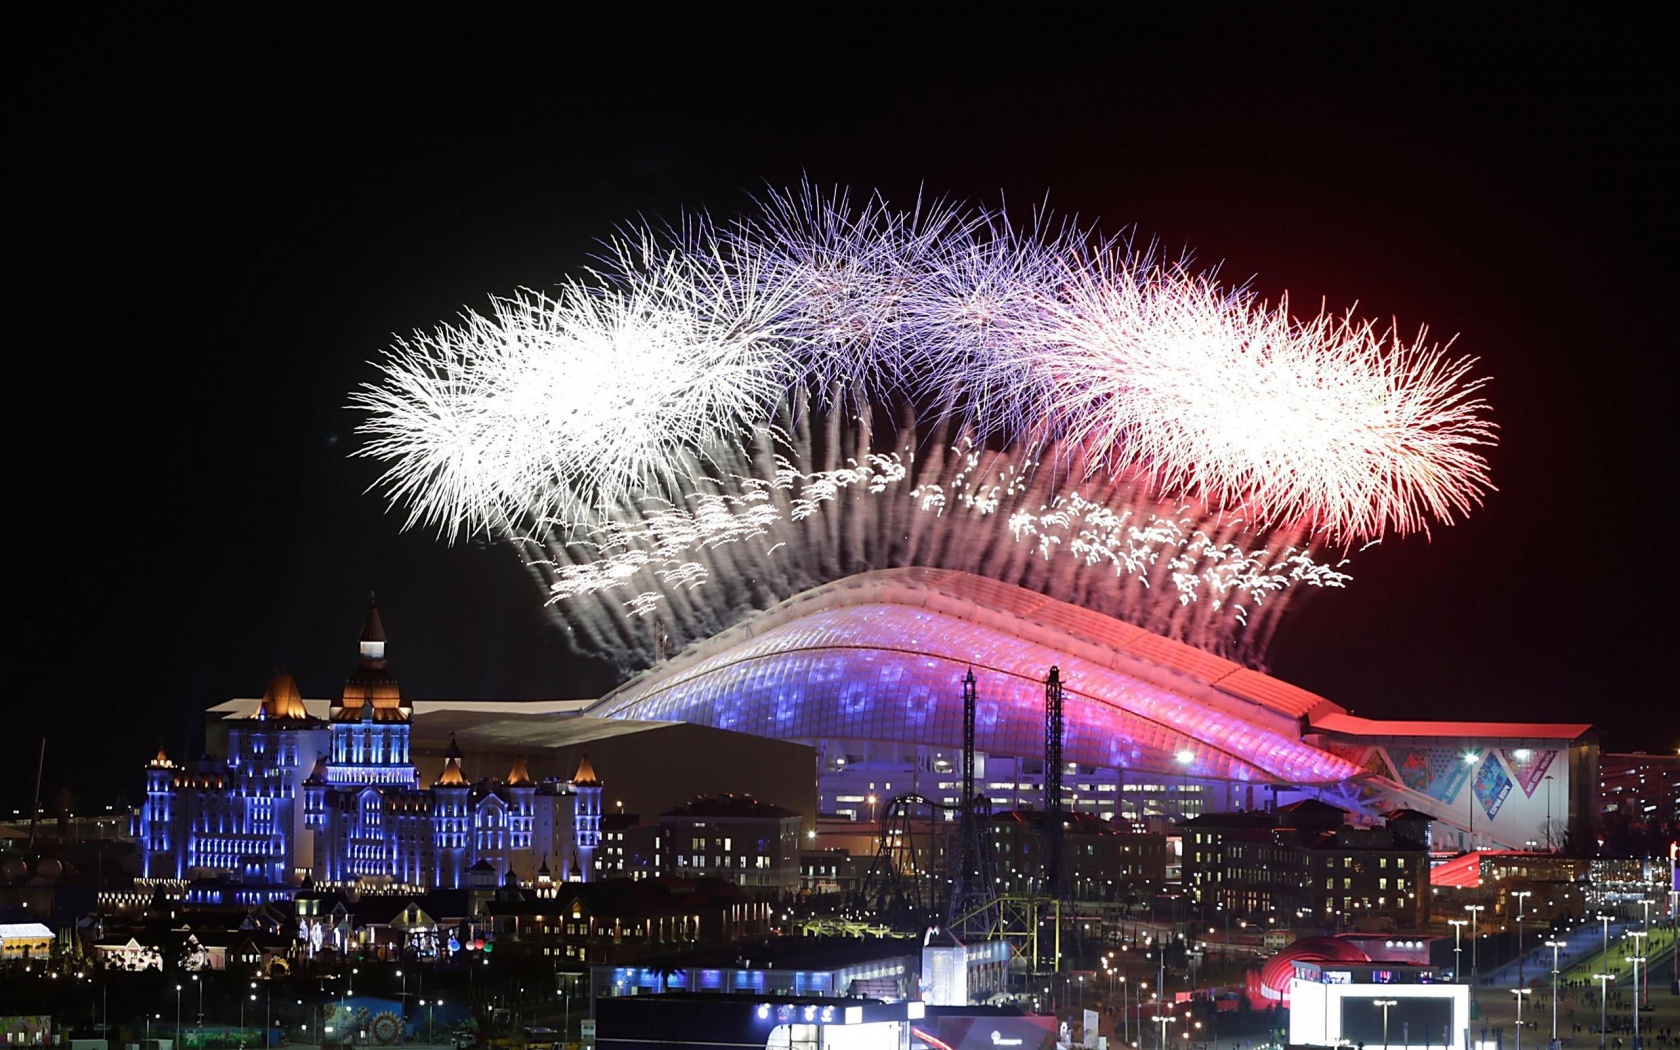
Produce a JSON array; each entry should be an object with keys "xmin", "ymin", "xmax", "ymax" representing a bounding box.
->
[{"xmin": 352, "ymin": 183, "xmax": 1494, "ymax": 669}]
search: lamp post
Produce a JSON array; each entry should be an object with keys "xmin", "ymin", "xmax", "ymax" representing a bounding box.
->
[
  {"xmin": 1543, "ymin": 775, "xmax": 1555, "ymax": 851},
  {"xmin": 175, "ymin": 984, "xmax": 182, "ymax": 1040},
  {"xmin": 1119, "ymin": 975, "xmax": 1129, "ymax": 1045},
  {"xmin": 1630, "ymin": 955, "xmax": 1646, "ymax": 1050},
  {"xmin": 1513, "ymin": 891, "xmax": 1532, "ymax": 985},
  {"xmin": 1463, "ymin": 752, "xmax": 1480, "ymax": 849},
  {"xmin": 1626, "ymin": 930, "xmax": 1647, "ymax": 1011},
  {"xmin": 1545, "ymin": 938, "xmax": 1566, "ymax": 1047},
  {"xmin": 1373, "ymin": 999, "xmax": 1398, "ymax": 1050},
  {"xmin": 1592, "ymin": 973, "xmax": 1614, "ymax": 1050},
  {"xmin": 1512, "ymin": 989, "xmax": 1531, "ymax": 1050},
  {"xmin": 1466, "ymin": 905, "xmax": 1486, "ymax": 996},
  {"xmin": 396, "ymin": 970, "xmax": 406, "ymax": 1043},
  {"xmin": 1154, "ymin": 1013, "xmax": 1174, "ymax": 1050},
  {"xmin": 1597, "ymin": 911, "xmax": 1612, "ymax": 1018},
  {"xmin": 1176, "ymin": 750, "xmax": 1194, "ymax": 821},
  {"xmin": 1449, "ymin": 919, "xmax": 1468, "ymax": 981}
]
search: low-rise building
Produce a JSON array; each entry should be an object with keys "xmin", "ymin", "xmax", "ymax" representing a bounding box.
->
[
  {"xmin": 658, "ymin": 796, "xmax": 802, "ymax": 893},
  {"xmin": 486, "ymin": 876, "xmax": 772, "ymax": 965}
]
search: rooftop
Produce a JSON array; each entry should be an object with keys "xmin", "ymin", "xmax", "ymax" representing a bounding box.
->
[{"xmin": 663, "ymin": 794, "xmax": 797, "ymax": 820}]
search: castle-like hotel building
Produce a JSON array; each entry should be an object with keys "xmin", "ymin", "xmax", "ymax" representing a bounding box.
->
[{"xmin": 136, "ymin": 603, "xmax": 603, "ymax": 889}]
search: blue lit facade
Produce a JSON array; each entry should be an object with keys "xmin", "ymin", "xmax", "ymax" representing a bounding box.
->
[
  {"xmin": 137, "ymin": 603, "xmax": 605, "ymax": 889},
  {"xmin": 588, "ymin": 569, "xmax": 1595, "ymax": 847}
]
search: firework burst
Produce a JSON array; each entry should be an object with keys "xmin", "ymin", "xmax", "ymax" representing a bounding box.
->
[{"xmin": 352, "ymin": 181, "xmax": 1494, "ymax": 666}]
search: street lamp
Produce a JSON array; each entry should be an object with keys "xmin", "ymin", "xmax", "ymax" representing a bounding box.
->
[
  {"xmin": 1448, "ymin": 919, "xmax": 1468, "ymax": 981},
  {"xmin": 1154, "ymin": 1013, "xmax": 1175, "ymax": 1050},
  {"xmin": 1543, "ymin": 774, "xmax": 1556, "ymax": 851},
  {"xmin": 1463, "ymin": 751, "xmax": 1479, "ymax": 849},
  {"xmin": 1373, "ymin": 999, "xmax": 1398, "ymax": 1049},
  {"xmin": 193, "ymin": 974, "xmax": 203, "ymax": 1027},
  {"xmin": 1119, "ymin": 975, "xmax": 1129, "ymax": 1045},
  {"xmin": 1592, "ymin": 973, "xmax": 1614, "ymax": 1050},
  {"xmin": 396, "ymin": 970, "xmax": 406, "ymax": 1042},
  {"xmin": 176, "ymin": 985, "xmax": 182, "ymax": 1039},
  {"xmin": 1176, "ymin": 750, "xmax": 1194, "ymax": 821},
  {"xmin": 1465, "ymin": 905, "xmax": 1486, "ymax": 995},
  {"xmin": 1626, "ymin": 929, "xmax": 1647, "ymax": 1006},
  {"xmin": 1630, "ymin": 955, "xmax": 1646, "ymax": 1050},
  {"xmin": 1513, "ymin": 891, "xmax": 1532, "ymax": 985},
  {"xmin": 1545, "ymin": 938, "xmax": 1566, "ymax": 1046},
  {"xmin": 1512, "ymin": 989, "xmax": 1531, "ymax": 1050}
]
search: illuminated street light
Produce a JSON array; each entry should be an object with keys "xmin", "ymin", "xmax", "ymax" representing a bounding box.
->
[
  {"xmin": 1626, "ymin": 929, "xmax": 1647, "ymax": 1011},
  {"xmin": 1513, "ymin": 890, "xmax": 1532, "ymax": 985},
  {"xmin": 1154, "ymin": 1013, "xmax": 1175, "ymax": 1050},
  {"xmin": 1463, "ymin": 752, "xmax": 1479, "ymax": 848},
  {"xmin": 1630, "ymin": 955, "xmax": 1646, "ymax": 1049},
  {"xmin": 1511, "ymin": 989, "xmax": 1530, "ymax": 1050},
  {"xmin": 1373, "ymin": 999, "xmax": 1398, "ymax": 1050},
  {"xmin": 1465, "ymin": 905, "xmax": 1486, "ymax": 998},
  {"xmin": 1592, "ymin": 973, "xmax": 1614, "ymax": 1050},
  {"xmin": 1448, "ymin": 919, "xmax": 1468, "ymax": 981},
  {"xmin": 1545, "ymin": 938, "xmax": 1566, "ymax": 1044}
]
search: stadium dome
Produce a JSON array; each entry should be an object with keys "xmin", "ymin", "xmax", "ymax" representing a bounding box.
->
[{"xmin": 589, "ymin": 568, "xmax": 1360, "ymax": 785}]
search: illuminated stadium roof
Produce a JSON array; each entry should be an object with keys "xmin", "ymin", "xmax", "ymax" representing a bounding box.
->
[{"xmin": 589, "ymin": 568, "xmax": 1363, "ymax": 785}]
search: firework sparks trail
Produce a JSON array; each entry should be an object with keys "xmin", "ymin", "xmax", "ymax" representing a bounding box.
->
[
  {"xmin": 352, "ymin": 182, "xmax": 1494, "ymax": 668},
  {"xmin": 521, "ymin": 400, "xmax": 1350, "ymax": 669}
]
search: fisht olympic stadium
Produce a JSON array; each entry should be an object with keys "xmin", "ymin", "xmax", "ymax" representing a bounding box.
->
[{"xmin": 584, "ymin": 568, "xmax": 1595, "ymax": 851}]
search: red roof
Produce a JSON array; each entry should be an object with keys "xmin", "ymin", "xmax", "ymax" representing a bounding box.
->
[{"xmin": 1310, "ymin": 712, "xmax": 1593, "ymax": 741}]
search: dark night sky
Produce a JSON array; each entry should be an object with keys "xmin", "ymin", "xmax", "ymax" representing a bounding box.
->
[{"xmin": 12, "ymin": 12, "xmax": 1675, "ymax": 808}]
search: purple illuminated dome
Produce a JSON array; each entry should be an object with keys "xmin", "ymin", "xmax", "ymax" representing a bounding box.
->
[{"xmin": 586, "ymin": 568, "xmax": 1594, "ymax": 848}]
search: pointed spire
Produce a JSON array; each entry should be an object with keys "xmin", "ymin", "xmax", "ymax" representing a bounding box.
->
[
  {"xmin": 256, "ymin": 671, "xmax": 309, "ymax": 720},
  {"xmin": 435, "ymin": 758, "xmax": 468, "ymax": 787},
  {"xmin": 538, "ymin": 853, "xmax": 552, "ymax": 876},
  {"xmin": 505, "ymin": 755, "xmax": 533, "ymax": 787},
  {"xmin": 434, "ymin": 734, "xmax": 468, "ymax": 787},
  {"xmin": 571, "ymin": 752, "xmax": 601, "ymax": 787},
  {"xmin": 359, "ymin": 595, "xmax": 387, "ymax": 666},
  {"xmin": 148, "ymin": 746, "xmax": 174, "ymax": 770}
]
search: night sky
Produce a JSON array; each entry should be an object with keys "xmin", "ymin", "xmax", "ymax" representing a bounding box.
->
[{"xmin": 14, "ymin": 12, "xmax": 1674, "ymax": 809}]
